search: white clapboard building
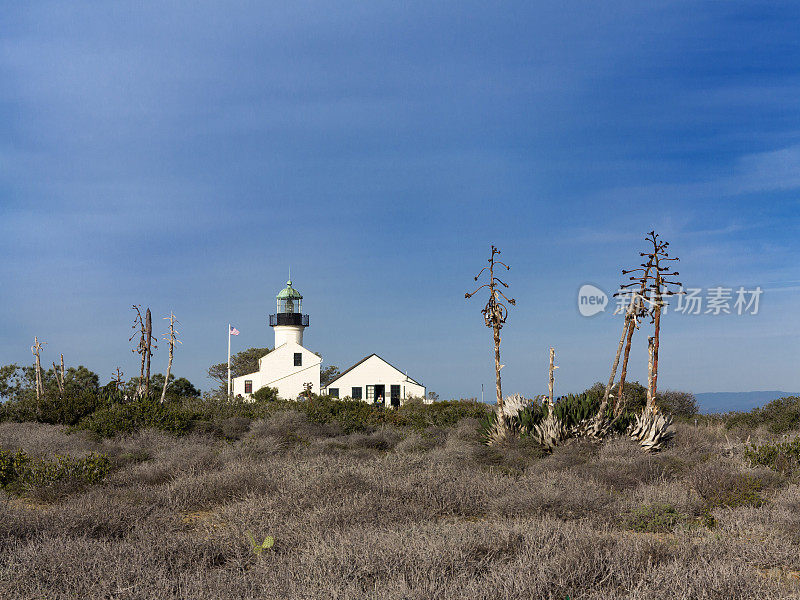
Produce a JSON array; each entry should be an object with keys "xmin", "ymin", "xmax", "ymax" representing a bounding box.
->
[
  {"xmin": 232, "ymin": 280, "xmax": 321, "ymax": 400},
  {"xmin": 232, "ymin": 280, "xmax": 425, "ymax": 405},
  {"xmin": 321, "ymin": 354, "xmax": 427, "ymax": 406}
]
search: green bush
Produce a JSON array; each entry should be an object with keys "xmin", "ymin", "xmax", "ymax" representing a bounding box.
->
[
  {"xmin": 582, "ymin": 381, "xmax": 648, "ymax": 415},
  {"xmin": 625, "ymin": 502, "xmax": 685, "ymax": 533},
  {"xmin": 656, "ymin": 390, "xmax": 699, "ymax": 418},
  {"xmin": 0, "ymin": 448, "xmax": 110, "ymax": 493},
  {"xmin": 301, "ymin": 396, "xmax": 381, "ymax": 434},
  {"xmin": 725, "ymin": 396, "xmax": 800, "ymax": 433},
  {"xmin": 252, "ymin": 386, "xmax": 280, "ymax": 403},
  {"xmin": 294, "ymin": 396, "xmax": 489, "ymax": 434},
  {"xmin": 385, "ymin": 399, "xmax": 490, "ymax": 429},
  {"xmin": 744, "ymin": 437, "xmax": 800, "ymax": 474},
  {"xmin": 76, "ymin": 397, "xmax": 194, "ymax": 438}
]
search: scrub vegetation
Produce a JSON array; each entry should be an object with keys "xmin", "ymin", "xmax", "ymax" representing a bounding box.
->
[{"xmin": 1, "ymin": 400, "xmax": 800, "ymax": 599}]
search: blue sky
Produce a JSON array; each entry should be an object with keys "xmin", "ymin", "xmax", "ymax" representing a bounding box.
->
[{"xmin": 1, "ymin": 1, "xmax": 799, "ymax": 399}]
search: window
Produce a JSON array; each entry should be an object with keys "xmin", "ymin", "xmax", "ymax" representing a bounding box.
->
[
  {"xmin": 329, "ymin": 388, "xmax": 339, "ymax": 398},
  {"xmin": 390, "ymin": 385, "xmax": 401, "ymax": 407},
  {"xmin": 244, "ymin": 380, "xmax": 253, "ymax": 394},
  {"xmin": 366, "ymin": 385, "xmax": 375, "ymax": 401},
  {"xmin": 351, "ymin": 387, "xmax": 362, "ymax": 399},
  {"xmin": 294, "ymin": 353, "xmax": 302, "ymax": 366}
]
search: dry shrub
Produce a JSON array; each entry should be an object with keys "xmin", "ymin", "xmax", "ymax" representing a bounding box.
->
[
  {"xmin": 393, "ymin": 427, "xmax": 447, "ymax": 454},
  {"xmin": 579, "ymin": 450, "xmax": 685, "ymax": 492},
  {"xmin": 491, "ymin": 469, "xmax": 611, "ymax": 521},
  {"xmin": 192, "ymin": 416, "xmax": 252, "ymax": 440},
  {"xmin": 2, "ymin": 420, "xmax": 799, "ymax": 599},
  {"xmin": 0, "ymin": 421, "xmax": 98, "ymax": 457},
  {"xmin": 668, "ymin": 421, "xmax": 720, "ymax": 458},
  {"xmin": 309, "ymin": 429, "xmax": 404, "ymax": 456},
  {"xmin": 691, "ymin": 462, "xmax": 781, "ymax": 510},
  {"xmin": 244, "ymin": 411, "xmax": 343, "ymax": 456},
  {"xmin": 536, "ymin": 437, "xmax": 600, "ymax": 472}
]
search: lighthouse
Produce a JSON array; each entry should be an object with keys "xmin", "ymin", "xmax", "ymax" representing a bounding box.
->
[
  {"xmin": 232, "ymin": 279, "xmax": 320, "ymax": 400},
  {"xmin": 269, "ymin": 280, "xmax": 309, "ymax": 347}
]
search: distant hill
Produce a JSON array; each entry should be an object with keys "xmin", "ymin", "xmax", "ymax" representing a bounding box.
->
[{"xmin": 695, "ymin": 391, "xmax": 800, "ymax": 414}]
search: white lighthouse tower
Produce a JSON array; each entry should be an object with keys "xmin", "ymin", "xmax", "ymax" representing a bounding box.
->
[
  {"xmin": 231, "ymin": 279, "xmax": 320, "ymax": 400},
  {"xmin": 269, "ymin": 280, "xmax": 309, "ymax": 347}
]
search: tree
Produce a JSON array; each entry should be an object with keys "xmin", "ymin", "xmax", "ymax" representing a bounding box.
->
[
  {"xmin": 169, "ymin": 377, "xmax": 200, "ymax": 399},
  {"xmin": 656, "ymin": 390, "xmax": 698, "ymax": 418},
  {"xmin": 321, "ymin": 365, "xmax": 340, "ymax": 387},
  {"xmin": 0, "ymin": 363, "xmax": 102, "ymax": 425},
  {"xmin": 207, "ymin": 347, "xmax": 271, "ymax": 391},
  {"xmin": 0, "ymin": 364, "xmax": 20, "ymax": 400},
  {"xmin": 125, "ymin": 374, "xmax": 199, "ymax": 401},
  {"xmin": 61, "ymin": 365, "xmax": 100, "ymax": 395}
]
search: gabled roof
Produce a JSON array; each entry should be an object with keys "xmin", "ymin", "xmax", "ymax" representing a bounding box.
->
[{"xmin": 325, "ymin": 353, "xmax": 423, "ymax": 387}]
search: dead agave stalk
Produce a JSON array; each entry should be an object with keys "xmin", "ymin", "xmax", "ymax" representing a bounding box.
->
[
  {"xmin": 130, "ymin": 305, "xmax": 157, "ymax": 399},
  {"xmin": 466, "ymin": 245, "xmax": 515, "ymax": 442},
  {"xmin": 548, "ymin": 347, "xmax": 556, "ymax": 408},
  {"xmin": 30, "ymin": 337, "xmax": 45, "ymax": 416},
  {"xmin": 52, "ymin": 353, "xmax": 65, "ymax": 396},
  {"xmin": 643, "ymin": 234, "xmax": 681, "ymax": 408},
  {"xmin": 160, "ymin": 312, "xmax": 181, "ymax": 404},
  {"xmin": 613, "ymin": 253, "xmax": 657, "ymax": 416},
  {"xmin": 113, "ymin": 367, "xmax": 124, "ymax": 392},
  {"xmin": 631, "ymin": 231, "xmax": 682, "ymax": 451}
]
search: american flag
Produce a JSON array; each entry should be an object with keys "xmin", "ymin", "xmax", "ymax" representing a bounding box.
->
[{"xmin": 230, "ymin": 325, "xmax": 240, "ymax": 336}]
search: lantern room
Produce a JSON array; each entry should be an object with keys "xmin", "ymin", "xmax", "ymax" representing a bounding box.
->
[
  {"xmin": 269, "ymin": 280, "xmax": 310, "ymax": 344},
  {"xmin": 276, "ymin": 280, "xmax": 302, "ymax": 314}
]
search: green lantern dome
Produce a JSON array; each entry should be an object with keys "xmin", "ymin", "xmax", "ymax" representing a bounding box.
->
[
  {"xmin": 276, "ymin": 280, "xmax": 303, "ymax": 300},
  {"xmin": 270, "ymin": 279, "xmax": 309, "ymax": 328}
]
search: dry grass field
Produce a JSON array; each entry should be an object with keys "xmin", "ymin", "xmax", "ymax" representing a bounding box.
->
[{"xmin": 1, "ymin": 412, "xmax": 799, "ymax": 599}]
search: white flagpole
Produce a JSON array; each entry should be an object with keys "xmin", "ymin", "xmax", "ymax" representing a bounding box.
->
[{"xmin": 227, "ymin": 324, "xmax": 231, "ymax": 399}]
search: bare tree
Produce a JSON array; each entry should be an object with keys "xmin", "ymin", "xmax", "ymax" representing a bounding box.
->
[
  {"xmin": 112, "ymin": 367, "xmax": 124, "ymax": 392},
  {"xmin": 52, "ymin": 353, "xmax": 65, "ymax": 396},
  {"xmin": 160, "ymin": 312, "xmax": 181, "ymax": 404},
  {"xmin": 30, "ymin": 337, "xmax": 45, "ymax": 415},
  {"xmin": 144, "ymin": 308, "xmax": 154, "ymax": 396},
  {"xmin": 130, "ymin": 305, "xmax": 157, "ymax": 399},
  {"xmin": 548, "ymin": 347, "xmax": 557, "ymax": 408},
  {"xmin": 465, "ymin": 245, "xmax": 515, "ymax": 441}
]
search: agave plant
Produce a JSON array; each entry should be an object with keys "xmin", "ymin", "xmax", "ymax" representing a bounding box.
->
[{"xmin": 629, "ymin": 405, "xmax": 674, "ymax": 452}]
